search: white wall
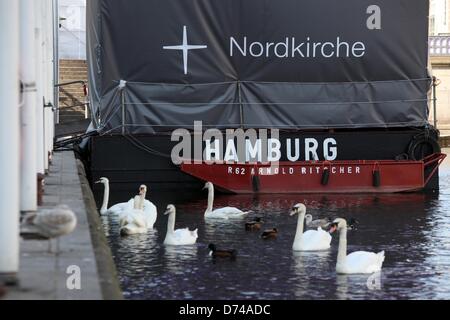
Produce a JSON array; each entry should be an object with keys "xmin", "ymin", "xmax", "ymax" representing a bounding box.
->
[
  {"xmin": 59, "ymin": 0, "xmax": 86, "ymax": 60},
  {"xmin": 430, "ymin": 0, "xmax": 450, "ymax": 35},
  {"xmin": 58, "ymin": 1, "xmax": 443, "ymax": 58}
]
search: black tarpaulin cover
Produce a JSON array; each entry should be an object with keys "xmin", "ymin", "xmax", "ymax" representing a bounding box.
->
[{"xmin": 86, "ymin": 0, "xmax": 430, "ymax": 134}]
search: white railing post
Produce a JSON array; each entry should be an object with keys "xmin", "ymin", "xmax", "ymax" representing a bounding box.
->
[
  {"xmin": 42, "ymin": 0, "xmax": 50, "ymax": 172},
  {"xmin": 42, "ymin": 0, "xmax": 53, "ymax": 162},
  {"xmin": 20, "ymin": 0, "xmax": 38, "ymax": 213},
  {"xmin": 35, "ymin": 0, "xmax": 45, "ymax": 175},
  {"xmin": 53, "ymin": 0, "xmax": 60, "ymax": 125},
  {"xmin": 45, "ymin": 0, "xmax": 55, "ymax": 158},
  {"xmin": 0, "ymin": 0, "xmax": 20, "ymax": 280}
]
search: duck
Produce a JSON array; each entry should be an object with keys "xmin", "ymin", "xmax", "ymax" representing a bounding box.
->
[
  {"xmin": 203, "ymin": 182, "xmax": 251, "ymax": 220},
  {"xmin": 290, "ymin": 203, "xmax": 332, "ymax": 251},
  {"xmin": 329, "ymin": 218, "xmax": 385, "ymax": 274},
  {"xmin": 347, "ymin": 218, "xmax": 359, "ymax": 230},
  {"xmin": 119, "ymin": 196, "xmax": 148, "ymax": 236},
  {"xmin": 245, "ymin": 217, "xmax": 264, "ymax": 231},
  {"xmin": 20, "ymin": 205, "xmax": 77, "ymax": 253},
  {"xmin": 208, "ymin": 244, "xmax": 237, "ymax": 259},
  {"xmin": 261, "ymin": 228, "xmax": 278, "ymax": 240},
  {"xmin": 305, "ymin": 214, "xmax": 331, "ymax": 229},
  {"xmin": 163, "ymin": 205, "xmax": 198, "ymax": 246}
]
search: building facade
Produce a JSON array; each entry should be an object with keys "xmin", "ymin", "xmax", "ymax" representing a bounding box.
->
[
  {"xmin": 430, "ymin": 0, "xmax": 450, "ymax": 35},
  {"xmin": 430, "ymin": 0, "xmax": 450, "ymax": 133},
  {"xmin": 56, "ymin": 1, "xmax": 450, "ymax": 133},
  {"xmin": 59, "ymin": 0, "xmax": 86, "ymax": 60}
]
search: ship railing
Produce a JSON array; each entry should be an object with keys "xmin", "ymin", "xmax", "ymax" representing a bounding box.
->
[{"xmin": 54, "ymin": 80, "xmax": 90, "ymax": 122}]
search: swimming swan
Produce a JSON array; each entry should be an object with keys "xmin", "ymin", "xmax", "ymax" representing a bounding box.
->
[
  {"xmin": 96, "ymin": 177, "xmax": 134, "ymax": 215},
  {"xmin": 203, "ymin": 182, "xmax": 250, "ymax": 220},
  {"xmin": 119, "ymin": 196, "xmax": 148, "ymax": 236},
  {"xmin": 133, "ymin": 185, "xmax": 157, "ymax": 229},
  {"xmin": 291, "ymin": 203, "xmax": 332, "ymax": 251},
  {"xmin": 97, "ymin": 180, "xmax": 157, "ymax": 229},
  {"xmin": 163, "ymin": 205, "xmax": 198, "ymax": 246},
  {"xmin": 329, "ymin": 218, "xmax": 385, "ymax": 274}
]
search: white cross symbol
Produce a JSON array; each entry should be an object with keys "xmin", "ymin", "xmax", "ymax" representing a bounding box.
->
[{"xmin": 163, "ymin": 26, "xmax": 208, "ymax": 75}]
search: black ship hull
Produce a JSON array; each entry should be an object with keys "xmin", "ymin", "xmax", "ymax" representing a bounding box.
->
[{"xmin": 86, "ymin": 128, "xmax": 441, "ymax": 197}]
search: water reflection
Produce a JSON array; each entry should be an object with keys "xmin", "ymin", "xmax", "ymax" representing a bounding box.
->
[
  {"xmin": 291, "ymin": 250, "xmax": 332, "ymax": 299},
  {"xmin": 164, "ymin": 245, "xmax": 198, "ymax": 275},
  {"xmin": 335, "ymin": 275, "xmax": 350, "ymax": 300},
  {"xmin": 98, "ymin": 150, "xmax": 450, "ymax": 300}
]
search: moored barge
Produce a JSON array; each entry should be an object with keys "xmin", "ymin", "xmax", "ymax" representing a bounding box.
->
[{"xmin": 84, "ymin": 0, "xmax": 445, "ymax": 195}]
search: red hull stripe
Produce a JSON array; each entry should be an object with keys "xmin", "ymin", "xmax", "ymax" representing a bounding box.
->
[{"xmin": 181, "ymin": 153, "xmax": 446, "ymax": 194}]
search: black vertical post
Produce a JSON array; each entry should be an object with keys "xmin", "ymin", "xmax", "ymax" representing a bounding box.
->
[
  {"xmin": 238, "ymin": 81, "xmax": 244, "ymax": 129},
  {"xmin": 433, "ymin": 76, "xmax": 438, "ymax": 128},
  {"xmin": 121, "ymin": 89, "xmax": 125, "ymax": 135}
]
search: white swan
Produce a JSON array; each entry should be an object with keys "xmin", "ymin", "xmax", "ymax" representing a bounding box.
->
[
  {"xmin": 96, "ymin": 178, "xmax": 158, "ymax": 227},
  {"xmin": 119, "ymin": 185, "xmax": 158, "ymax": 234},
  {"xmin": 133, "ymin": 185, "xmax": 158, "ymax": 229},
  {"xmin": 203, "ymin": 182, "xmax": 250, "ymax": 220},
  {"xmin": 95, "ymin": 177, "xmax": 133, "ymax": 215},
  {"xmin": 290, "ymin": 203, "xmax": 332, "ymax": 251},
  {"xmin": 329, "ymin": 218, "xmax": 385, "ymax": 274},
  {"xmin": 119, "ymin": 195, "xmax": 148, "ymax": 236},
  {"xmin": 163, "ymin": 205, "xmax": 198, "ymax": 246}
]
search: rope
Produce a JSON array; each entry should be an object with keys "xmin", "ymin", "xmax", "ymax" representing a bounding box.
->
[
  {"xmin": 123, "ymin": 131, "xmax": 173, "ymax": 159},
  {"xmin": 106, "ymin": 120, "xmax": 429, "ymax": 129}
]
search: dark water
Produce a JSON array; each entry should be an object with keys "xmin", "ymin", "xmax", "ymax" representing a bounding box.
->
[{"xmin": 100, "ymin": 151, "xmax": 450, "ymax": 300}]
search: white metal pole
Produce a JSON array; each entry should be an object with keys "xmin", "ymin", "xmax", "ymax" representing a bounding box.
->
[
  {"xmin": 44, "ymin": 0, "xmax": 54, "ymax": 162},
  {"xmin": 53, "ymin": 0, "xmax": 60, "ymax": 125},
  {"xmin": 43, "ymin": 0, "xmax": 49, "ymax": 155},
  {"xmin": 35, "ymin": 0, "xmax": 45, "ymax": 175},
  {"xmin": 42, "ymin": 0, "xmax": 50, "ymax": 172},
  {"xmin": 0, "ymin": 0, "xmax": 20, "ymax": 279},
  {"xmin": 46, "ymin": 0, "xmax": 55, "ymax": 156},
  {"xmin": 20, "ymin": 0, "xmax": 38, "ymax": 213}
]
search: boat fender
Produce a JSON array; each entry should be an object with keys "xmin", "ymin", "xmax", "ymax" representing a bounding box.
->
[
  {"xmin": 407, "ymin": 133, "xmax": 441, "ymax": 161},
  {"xmin": 395, "ymin": 153, "xmax": 409, "ymax": 161},
  {"xmin": 83, "ymin": 83, "xmax": 88, "ymax": 96},
  {"xmin": 321, "ymin": 168, "xmax": 330, "ymax": 186},
  {"xmin": 252, "ymin": 174, "xmax": 261, "ymax": 193},
  {"xmin": 373, "ymin": 163, "xmax": 381, "ymax": 187}
]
